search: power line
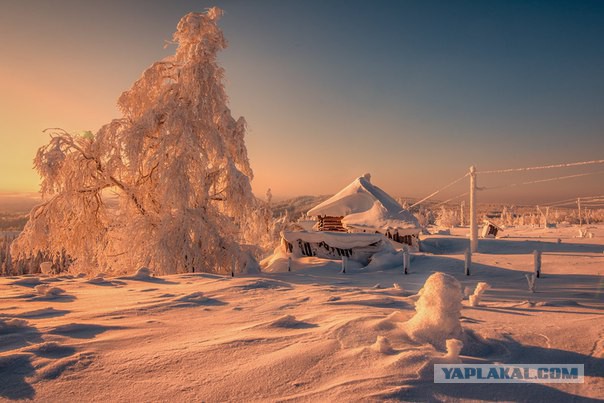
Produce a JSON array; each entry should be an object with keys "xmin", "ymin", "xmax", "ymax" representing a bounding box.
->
[
  {"xmin": 409, "ymin": 173, "xmax": 469, "ymax": 208},
  {"xmin": 479, "ymin": 159, "xmax": 604, "ymax": 175},
  {"xmin": 481, "ymin": 170, "xmax": 604, "ymax": 192},
  {"xmin": 436, "ymin": 192, "xmax": 468, "ymax": 207},
  {"xmin": 542, "ymin": 194, "xmax": 604, "ymax": 207}
]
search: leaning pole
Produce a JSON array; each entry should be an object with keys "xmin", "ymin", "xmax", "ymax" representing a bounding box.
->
[{"xmin": 470, "ymin": 165, "xmax": 478, "ymax": 253}]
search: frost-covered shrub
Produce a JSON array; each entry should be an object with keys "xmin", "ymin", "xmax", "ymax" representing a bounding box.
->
[{"xmin": 405, "ymin": 272, "xmax": 463, "ymax": 350}]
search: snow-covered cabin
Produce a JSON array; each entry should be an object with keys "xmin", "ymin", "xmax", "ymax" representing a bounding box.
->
[
  {"xmin": 306, "ymin": 173, "xmax": 421, "ymax": 248},
  {"xmin": 281, "ymin": 230, "xmax": 389, "ymax": 265}
]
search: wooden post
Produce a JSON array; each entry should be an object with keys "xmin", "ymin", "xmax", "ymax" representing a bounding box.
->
[
  {"xmin": 288, "ymin": 256, "xmax": 292, "ymax": 272},
  {"xmin": 341, "ymin": 256, "xmax": 347, "ymax": 274},
  {"xmin": 403, "ymin": 250, "xmax": 409, "ymax": 274},
  {"xmin": 470, "ymin": 166, "xmax": 478, "ymax": 253},
  {"xmin": 464, "ymin": 249, "xmax": 471, "ymax": 276},
  {"xmin": 231, "ymin": 256, "xmax": 235, "ymax": 277},
  {"xmin": 533, "ymin": 250, "xmax": 541, "ymax": 278},
  {"xmin": 577, "ymin": 198, "xmax": 582, "ymax": 227}
]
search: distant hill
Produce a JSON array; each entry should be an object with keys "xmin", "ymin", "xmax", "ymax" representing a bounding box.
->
[
  {"xmin": 0, "ymin": 193, "xmax": 41, "ymax": 214},
  {"xmin": 271, "ymin": 195, "xmax": 331, "ymax": 219}
]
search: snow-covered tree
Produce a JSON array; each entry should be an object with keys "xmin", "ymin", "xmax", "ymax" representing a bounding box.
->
[
  {"xmin": 12, "ymin": 8, "xmax": 267, "ymax": 275},
  {"xmin": 435, "ymin": 206, "xmax": 460, "ymax": 228}
]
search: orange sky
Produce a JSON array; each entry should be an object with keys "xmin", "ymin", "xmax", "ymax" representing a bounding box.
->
[{"xmin": 1, "ymin": 1, "xmax": 603, "ymax": 206}]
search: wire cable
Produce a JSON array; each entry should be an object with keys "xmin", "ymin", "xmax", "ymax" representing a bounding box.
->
[
  {"xmin": 479, "ymin": 159, "xmax": 604, "ymax": 175},
  {"xmin": 409, "ymin": 173, "xmax": 469, "ymax": 208}
]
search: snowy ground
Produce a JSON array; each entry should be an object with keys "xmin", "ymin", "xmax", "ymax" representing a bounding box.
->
[{"xmin": 1, "ymin": 225, "xmax": 602, "ymax": 402}]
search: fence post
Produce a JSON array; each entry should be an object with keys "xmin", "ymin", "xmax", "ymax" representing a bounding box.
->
[
  {"xmin": 288, "ymin": 256, "xmax": 292, "ymax": 272},
  {"xmin": 464, "ymin": 248, "xmax": 471, "ymax": 276},
  {"xmin": 403, "ymin": 249, "xmax": 409, "ymax": 274},
  {"xmin": 341, "ymin": 256, "xmax": 347, "ymax": 274},
  {"xmin": 533, "ymin": 250, "xmax": 541, "ymax": 278}
]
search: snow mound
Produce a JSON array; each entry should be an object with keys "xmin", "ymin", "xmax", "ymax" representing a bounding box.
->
[
  {"xmin": 364, "ymin": 250, "xmax": 402, "ymax": 271},
  {"xmin": 0, "ymin": 318, "xmax": 30, "ymax": 333},
  {"xmin": 236, "ymin": 279, "xmax": 292, "ymax": 291},
  {"xmin": 17, "ymin": 308, "xmax": 68, "ymax": 319},
  {"xmin": 535, "ymin": 300, "xmax": 584, "ymax": 307},
  {"xmin": 133, "ymin": 267, "xmax": 153, "ymax": 280},
  {"xmin": 372, "ymin": 335, "xmax": 394, "ymax": 354},
  {"xmin": 25, "ymin": 342, "xmax": 76, "ymax": 358},
  {"xmin": 405, "ymin": 272, "xmax": 463, "ymax": 350},
  {"xmin": 87, "ymin": 274, "xmax": 107, "ymax": 284},
  {"xmin": 12, "ymin": 277, "xmax": 44, "ymax": 287},
  {"xmin": 174, "ymin": 292, "xmax": 209, "ymax": 304},
  {"xmin": 260, "ymin": 246, "xmax": 290, "ymax": 272},
  {"xmin": 268, "ymin": 315, "xmax": 315, "ymax": 329},
  {"xmin": 35, "ymin": 284, "xmax": 66, "ymax": 297}
]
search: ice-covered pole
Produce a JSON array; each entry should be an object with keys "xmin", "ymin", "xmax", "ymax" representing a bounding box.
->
[
  {"xmin": 533, "ymin": 249, "xmax": 542, "ymax": 278},
  {"xmin": 470, "ymin": 166, "xmax": 478, "ymax": 253},
  {"xmin": 340, "ymin": 256, "xmax": 347, "ymax": 274},
  {"xmin": 464, "ymin": 248, "xmax": 471, "ymax": 276},
  {"xmin": 403, "ymin": 249, "xmax": 410, "ymax": 274},
  {"xmin": 287, "ymin": 256, "xmax": 292, "ymax": 272}
]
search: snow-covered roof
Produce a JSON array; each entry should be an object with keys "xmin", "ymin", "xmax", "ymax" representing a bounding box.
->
[{"xmin": 307, "ymin": 174, "xmax": 420, "ymax": 230}]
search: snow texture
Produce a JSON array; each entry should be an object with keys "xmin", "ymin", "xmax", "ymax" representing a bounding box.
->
[{"xmin": 0, "ymin": 224, "xmax": 603, "ymax": 402}]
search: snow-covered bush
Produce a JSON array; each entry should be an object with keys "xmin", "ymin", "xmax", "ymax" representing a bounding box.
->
[
  {"xmin": 413, "ymin": 207, "xmax": 435, "ymax": 227},
  {"xmin": 405, "ymin": 272, "xmax": 463, "ymax": 350},
  {"xmin": 11, "ymin": 8, "xmax": 268, "ymax": 275}
]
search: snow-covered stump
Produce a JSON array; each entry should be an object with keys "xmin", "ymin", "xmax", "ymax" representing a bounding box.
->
[
  {"xmin": 287, "ymin": 256, "xmax": 292, "ymax": 272},
  {"xmin": 405, "ymin": 272, "xmax": 463, "ymax": 350},
  {"xmin": 468, "ymin": 282, "xmax": 490, "ymax": 307},
  {"xmin": 403, "ymin": 250, "xmax": 410, "ymax": 275},
  {"xmin": 464, "ymin": 249, "xmax": 471, "ymax": 276},
  {"xmin": 340, "ymin": 256, "xmax": 347, "ymax": 274},
  {"xmin": 444, "ymin": 339, "xmax": 463, "ymax": 363},
  {"xmin": 533, "ymin": 249, "xmax": 542, "ymax": 278}
]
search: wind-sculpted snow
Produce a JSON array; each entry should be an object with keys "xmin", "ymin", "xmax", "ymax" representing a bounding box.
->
[{"xmin": 0, "ymin": 224, "xmax": 603, "ymax": 401}]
